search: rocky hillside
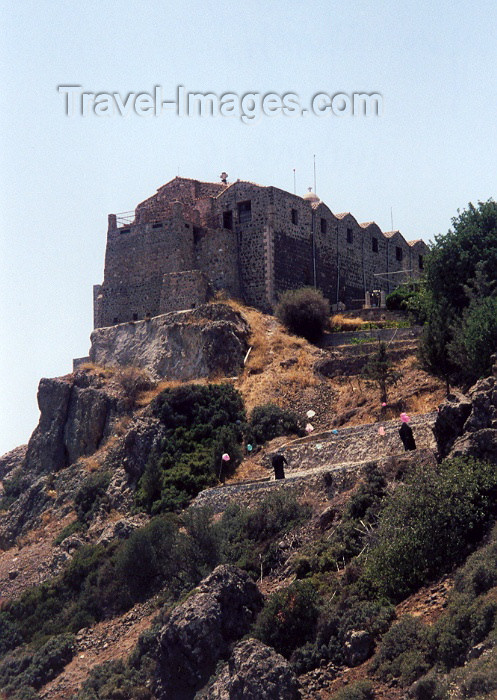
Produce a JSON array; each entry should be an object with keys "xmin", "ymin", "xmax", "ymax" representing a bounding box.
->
[{"xmin": 1, "ymin": 301, "xmax": 497, "ymax": 700}]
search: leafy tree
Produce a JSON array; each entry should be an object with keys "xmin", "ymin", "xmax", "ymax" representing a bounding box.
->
[
  {"xmin": 360, "ymin": 341, "xmax": 402, "ymax": 403},
  {"xmin": 276, "ymin": 287, "xmax": 330, "ymax": 342},
  {"xmin": 448, "ymin": 294, "xmax": 497, "ymax": 386},
  {"xmin": 426, "ymin": 200, "xmax": 497, "ymax": 313},
  {"xmin": 419, "ymin": 200, "xmax": 497, "ymax": 388},
  {"xmin": 418, "ymin": 298, "xmax": 456, "ymax": 393}
]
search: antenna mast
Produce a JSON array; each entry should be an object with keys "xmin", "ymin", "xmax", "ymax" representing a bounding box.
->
[
  {"xmin": 293, "ymin": 168, "xmax": 296, "ymax": 195},
  {"xmin": 313, "ymin": 154, "xmax": 317, "ymax": 194}
]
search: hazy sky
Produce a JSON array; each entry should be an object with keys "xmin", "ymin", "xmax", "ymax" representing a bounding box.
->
[{"xmin": 1, "ymin": 0, "xmax": 496, "ymax": 456}]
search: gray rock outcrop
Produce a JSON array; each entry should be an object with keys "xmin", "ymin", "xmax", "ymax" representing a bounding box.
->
[
  {"xmin": 0, "ymin": 445, "xmax": 27, "ymax": 481},
  {"xmin": 433, "ymin": 390, "xmax": 472, "ymax": 459},
  {"xmin": 24, "ymin": 372, "xmax": 123, "ymax": 474},
  {"xmin": 201, "ymin": 638, "xmax": 301, "ymax": 699},
  {"xmin": 154, "ymin": 565, "xmax": 263, "ymax": 700},
  {"xmin": 344, "ymin": 629, "xmax": 373, "ymax": 667},
  {"xmin": 434, "ymin": 377, "xmax": 497, "ymax": 463},
  {"xmin": 89, "ymin": 303, "xmax": 249, "ymax": 381}
]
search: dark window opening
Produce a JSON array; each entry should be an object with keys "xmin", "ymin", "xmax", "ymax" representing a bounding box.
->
[
  {"xmin": 152, "ymin": 222, "xmax": 162, "ymax": 229},
  {"xmin": 396, "ymin": 246, "xmax": 403, "ymax": 261},
  {"xmin": 419, "ymin": 254, "xmax": 424, "ymax": 269},
  {"xmin": 237, "ymin": 200, "xmax": 252, "ymax": 224},
  {"xmin": 346, "ymin": 227, "xmax": 353, "ymax": 244},
  {"xmin": 184, "ymin": 224, "xmax": 190, "ymax": 229},
  {"xmin": 291, "ymin": 208, "xmax": 298, "ymax": 225},
  {"xmin": 223, "ymin": 210, "xmax": 233, "ymax": 230},
  {"xmin": 132, "ymin": 313, "xmax": 138, "ymax": 321},
  {"xmin": 113, "ymin": 317, "xmax": 119, "ymax": 324},
  {"xmin": 120, "ymin": 228, "xmax": 130, "ymax": 235},
  {"xmin": 321, "ymin": 218, "xmax": 327, "ymax": 234},
  {"xmin": 372, "ymin": 237, "xmax": 378, "ymax": 253}
]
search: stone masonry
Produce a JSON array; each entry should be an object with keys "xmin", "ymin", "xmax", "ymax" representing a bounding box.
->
[{"xmin": 93, "ymin": 176, "xmax": 429, "ymax": 328}]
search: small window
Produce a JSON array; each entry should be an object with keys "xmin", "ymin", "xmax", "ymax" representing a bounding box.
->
[
  {"xmin": 320, "ymin": 218, "xmax": 327, "ymax": 234},
  {"xmin": 372, "ymin": 237, "xmax": 378, "ymax": 253},
  {"xmin": 152, "ymin": 222, "xmax": 162, "ymax": 229},
  {"xmin": 396, "ymin": 246, "xmax": 403, "ymax": 261},
  {"xmin": 237, "ymin": 200, "xmax": 252, "ymax": 224},
  {"xmin": 291, "ymin": 208, "xmax": 298, "ymax": 225},
  {"xmin": 120, "ymin": 228, "xmax": 130, "ymax": 235},
  {"xmin": 113, "ymin": 317, "xmax": 119, "ymax": 324},
  {"xmin": 419, "ymin": 254, "xmax": 424, "ymax": 270},
  {"xmin": 346, "ymin": 227, "xmax": 353, "ymax": 244},
  {"xmin": 132, "ymin": 313, "xmax": 138, "ymax": 321},
  {"xmin": 223, "ymin": 210, "xmax": 233, "ymax": 230}
]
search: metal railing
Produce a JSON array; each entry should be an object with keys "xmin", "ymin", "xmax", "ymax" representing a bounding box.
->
[{"xmin": 116, "ymin": 210, "xmax": 136, "ymax": 227}]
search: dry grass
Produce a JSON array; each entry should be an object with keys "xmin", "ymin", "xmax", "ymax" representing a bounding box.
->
[
  {"xmin": 330, "ymin": 313, "xmax": 371, "ymax": 331},
  {"xmin": 223, "ymin": 300, "xmax": 322, "ymax": 416}
]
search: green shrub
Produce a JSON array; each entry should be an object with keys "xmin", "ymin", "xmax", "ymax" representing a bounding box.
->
[
  {"xmin": 365, "ymin": 457, "xmax": 497, "ymax": 601},
  {"xmin": 370, "ymin": 615, "xmax": 430, "ymax": 685},
  {"xmin": 433, "ymin": 594, "xmax": 496, "ymax": 670},
  {"xmin": 409, "ymin": 674, "xmax": 447, "ymax": 700},
  {"xmin": 0, "ymin": 469, "xmax": 29, "ymax": 510},
  {"xmin": 253, "ymin": 581, "xmax": 320, "ymax": 658},
  {"xmin": 77, "ymin": 659, "xmax": 152, "ymax": 700},
  {"xmin": 330, "ymin": 680, "xmax": 375, "ymax": 700},
  {"xmin": 247, "ymin": 403, "xmax": 304, "ymax": 445},
  {"xmin": 217, "ymin": 490, "xmax": 311, "ymax": 577},
  {"xmin": 275, "ymin": 287, "xmax": 330, "ymax": 342},
  {"xmin": 386, "ymin": 283, "xmax": 417, "ymax": 311},
  {"xmin": 74, "ymin": 471, "xmax": 111, "ymax": 524},
  {"xmin": 299, "ymin": 463, "xmax": 387, "ymax": 577},
  {"xmin": 0, "ymin": 633, "xmax": 75, "ymax": 693},
  {"xmin": 137, "ymin": 384, "xmax": 246, "ymax": 514},
  {"xmin": 448, "ymin": 295, "xmax": 497, "ymax": 386},
  {"xmin": 53, "ymin": 519, "xmax": 84, "ymax": 546}
]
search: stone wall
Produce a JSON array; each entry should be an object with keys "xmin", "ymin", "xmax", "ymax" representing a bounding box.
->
[{"xmin": 160, "ymin": 270, "xmax": 210, "ymax": 314}]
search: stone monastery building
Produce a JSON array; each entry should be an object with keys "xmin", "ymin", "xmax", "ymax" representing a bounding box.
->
[{"xmin": 93, "ymin": 175, "xmax": 429, "ymax": 329}]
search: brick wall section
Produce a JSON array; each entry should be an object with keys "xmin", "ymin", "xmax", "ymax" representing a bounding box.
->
[{"xmin": 94, "ymin": 176, "xmax": 429, "ymax": 327}]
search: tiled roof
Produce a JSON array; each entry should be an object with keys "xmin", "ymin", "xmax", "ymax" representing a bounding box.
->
[
  {"xmin": 335, "ymin": 212, "xmax": 351, "ymax": 219},
  {"xmin": 383, "ymin": 230, "xmax": 400, "ymax": 238},
  {"xmin": 407, "ymin": 239, "xmax": 423, "ymax": 246}
]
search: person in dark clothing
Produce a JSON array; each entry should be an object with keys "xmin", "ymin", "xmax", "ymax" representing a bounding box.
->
[
  {"xmin": 399, "ymin": 421, "xmax": 416, "ymax": 451},
  {"xmin": 272, "ymin": 453, "xmax": 288, "ymax": 479}
]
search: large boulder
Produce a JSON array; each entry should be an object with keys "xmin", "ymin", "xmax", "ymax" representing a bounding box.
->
[
  {"xmin": 154, "ymin": 565, "xmax": 263, "ymax": 700},
  {"xmin": 89, "ymin": 303, "xmax": 249, "ymax": 381},
  {"xmin": 434, "ymin": 377, "xmax": 497, "ymax": 463},
  {"xmin": 104, "ymin": 415, "xmax": 166, "ymax": 482},
  {"xmin": 433, "ymin": 390, "xmax": 472, "ymax": 459},
  {"xmin": 344, "ymin": 629, "xmax": 373, "ymax": 667},
  {"xmin": 24, "ymin": 373, "xmax": 123, "ymax": 474},
  {"xmin": 200, "ymin": 638, "xmax": 301, "ymax": 699}
]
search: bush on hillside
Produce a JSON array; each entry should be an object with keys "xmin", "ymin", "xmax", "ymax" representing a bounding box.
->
[
  {"xmin": 136, "ymin": 383, "xmax": 246, "ymax": 514},
  {"xmin": 247, "ymin": 403, "xmax": 304, "ymax": 445},
  {"xmin": 253, "ymin": 581, "xmax": 320, "ymax": 658},
  {"xmin": 365, "ymin": 457, "xmax": 497, "ymax": 601},
  {"xmin": 276, "ymin": 287, "xmax": 330, "ymax": 342}
]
